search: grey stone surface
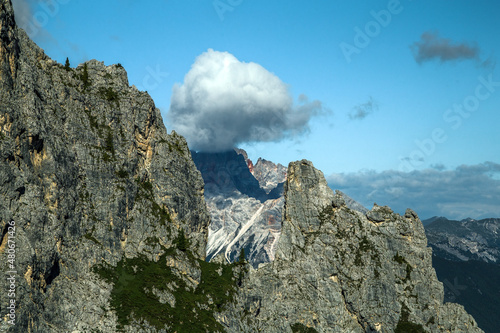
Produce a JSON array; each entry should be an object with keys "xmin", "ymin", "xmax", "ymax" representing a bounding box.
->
[
  {"xmin": 220, "ymin": 160, "xmax": 483, "ymax": 332},
  {"xmin": 0, "ymin": 1, "xmax": 485, "ymax": 331},
  {"xmin": 193, "ymin": 149, "xmax": 284, "ymax": 267},
  {"xmin": 0, "ymin": 1, "xmax": 209, "ymax": 331}
]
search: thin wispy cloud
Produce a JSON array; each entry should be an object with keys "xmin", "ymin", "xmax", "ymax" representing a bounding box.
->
[
  {"xmin": 411, "ymin": 31, "xmax": 479, "ymax": 64},
  {"xmin": 349, "ymin": 97, "xmax": 377, "ymax": 120},
  {"xmin": 12, "ymin": 0, "xmax": 39, "ymax": 36},
  {"xmin": 327, "ymin": 162, "xmax": 500, "ymax": 220},
  {"xmin": 480, "ymin": 55, "xmax": 496, "ymax": 70},
  {"xmin": 12, "ymin": 0, "xmax": 57, "ymax": 43},
  {"xmin": 168, "ymin": 49, "xmax": 327, "ymax": 152},
  {"xmin": 11, "ymin": 0, "xmax": 33, "ymax": 24}
]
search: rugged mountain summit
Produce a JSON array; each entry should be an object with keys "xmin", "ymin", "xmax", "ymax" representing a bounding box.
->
[
  {"xmin": 220, "ymin": 160, "xmax": 483, "ymax": 332},
  {"xmin": 197, "ymin": 149, "xmax": 370, "ymax": 268}
]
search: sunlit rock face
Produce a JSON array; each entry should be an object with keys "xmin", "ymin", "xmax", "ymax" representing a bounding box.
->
[
  {"xmin": 218, "ymin": 160, "xmax": 484, "ymax": 332},
  {"xmin": 1, "ymin": 1, "xmax": 210, "ymax": 330}
]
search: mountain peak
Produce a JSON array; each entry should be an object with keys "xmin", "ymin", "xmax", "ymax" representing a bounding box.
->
[
  {"xmin": 220, "ymin": 159, "xmax": 482, "ymax": 332},
  {"xmin": 0, "ymin": 0, "xmax": 20, "ymax": 89},
  {"xmin": 0, "ymin": 0, "xmax": 15, "ymax": 31}
]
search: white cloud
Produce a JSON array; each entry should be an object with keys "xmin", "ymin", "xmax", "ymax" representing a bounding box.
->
[{"xmin": 168, "ymin": 49, "xmax": 326, "ymax": 152}]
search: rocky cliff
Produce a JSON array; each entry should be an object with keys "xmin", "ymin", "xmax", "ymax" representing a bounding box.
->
[
  {"xmin": 220, "ymin": 160, "xmax": 483, "ymax": 332},
  {"xmin": 0, "ymin": 1, "xmax": 233, "ymax": 331},
  {"xmin": 0, "ymin": 1, "xmax": 484, "ymax": 331}
]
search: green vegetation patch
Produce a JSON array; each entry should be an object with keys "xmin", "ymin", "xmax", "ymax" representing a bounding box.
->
[
  {"xmin": 84, "ymin": 108, "xmax": 99, "ymax": 129},
  {"xmin": 354, "ymin": 235, "xmax": 379, "ymax": 267},
  {"xmin": 99, "ymin": 87, "xmax": 119, "ymax": 104},
  {"xmin": 80, "ymin": 63, "xmax": 91, "ymax": 90},
  {"xmin": 91, "ymin": 127, "xmax": 115, "ymax": 162},
  {"xmin": 167, "ymin": 140, "xmax": 184, "ymax": 155},
  {"xmin": 115, "ymin": 169, "xmax": 129, "ymax": 179},
  {"xmin": 93, "ymin": 240, "xmax": 241, "ymax": 331},
  {"xmin": 291, "ymin": 322, "xmax": 319, "ymax": 333},
  {"xmin": 84, "ymin": 225, "xmax": 102, "ymax": 246},
  {"xmin": 393, "ymin": 252, "xmax": 413, "ymax": 282},
  {"xmin": 395, "ymin": 304, "xmax": 425, "ymax": 333},
  {"xmin": 104, "ymin": 130, "xmax": 115, "ymax": 158},
  {"xmin": 318, "ymin": 204, "xmax": 335, "ymax": 225},
  {"xmin": 64, "ymin": 57, "xmax": 71, "ymax": 71}
]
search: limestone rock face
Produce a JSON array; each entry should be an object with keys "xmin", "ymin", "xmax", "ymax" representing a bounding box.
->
[
  {"xmin": 0, "ymin": 1, "xmax": 209, "ymax": 331},
  {"xmin": 197, "ymin": 150, "xmax": 366, "ymax": 269},
  {"xmin": 220, "ymin": 160, "xmax": 483, "ymax": 332},
  {"xmin": 192, "ymin": 149, "xmax": 284, "ymax": 267}
]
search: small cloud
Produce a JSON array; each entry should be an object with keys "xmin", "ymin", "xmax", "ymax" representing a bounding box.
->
[
  {"xmin": 12, "ymin": 0, "xmax": 49, "ymax": 39},
  {"xmin": 431, "ymin": 163, "xmax": 446, "ymax": 171},
  {"xmin": 349, "ymin": 97, "xmax": 377, "ymax": 120},
  {"xmin": 168, "ymin": 49, "xmax": 327, "ymax": 152},
  {"xmin": 11, "ymin": 0, "xmax": 68, "ymax": 50},
  {"xmin": 480, "ymin": 55, "xmax": 496, "ymax": 70},
  {"xmin": 411, "ymin": 31, "xmax": 479, "ymax": 64}
]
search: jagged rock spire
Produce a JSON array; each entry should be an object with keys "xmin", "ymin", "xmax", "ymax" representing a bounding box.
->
[
  {"xmin": 0, "ymin": 0, "xmax": 19, "ymax": 89},
  {"xmin": 219, "ymin": 159, "xmax": 483, "ymax": 332}
]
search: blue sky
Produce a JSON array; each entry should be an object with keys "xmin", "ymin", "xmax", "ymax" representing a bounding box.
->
[{"xmin": 12, "ymin": 0, "xmax": 500, "ymax": 219}]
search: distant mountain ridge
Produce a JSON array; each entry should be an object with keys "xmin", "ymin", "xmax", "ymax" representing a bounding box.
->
[
  {"xmin": 424, "ymin": 216, "xmax": 500, "ymax": 333},
  {"xmin": 192, "ymin": 149, "xmax": 285, "ymax": 266},
  {"xmin": 235, "ymin": 148, "xmax": 287, "ymax": 194},
  {"xmin": 424, "ymin": 216, "xmax": 500, "ymax": 263}
]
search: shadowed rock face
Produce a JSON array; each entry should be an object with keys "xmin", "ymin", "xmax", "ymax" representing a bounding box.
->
[
  {"xmin": 219, "ymin": 160, "xmax": 483, "ymax": 332},
  {"xmin": 192, "ymin": 149, "xmax": 285, "ymax": 267},
  {"xmin": 425, "ymin": 217, "xmax": 500, "ymax": 263},
  {"xmin": 192, "ymin": 150, "xmax": 269, "ymax": 202},
  {"xmin": 424, "ymin": 217, "xmax": 500, "ymax": 333}
]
